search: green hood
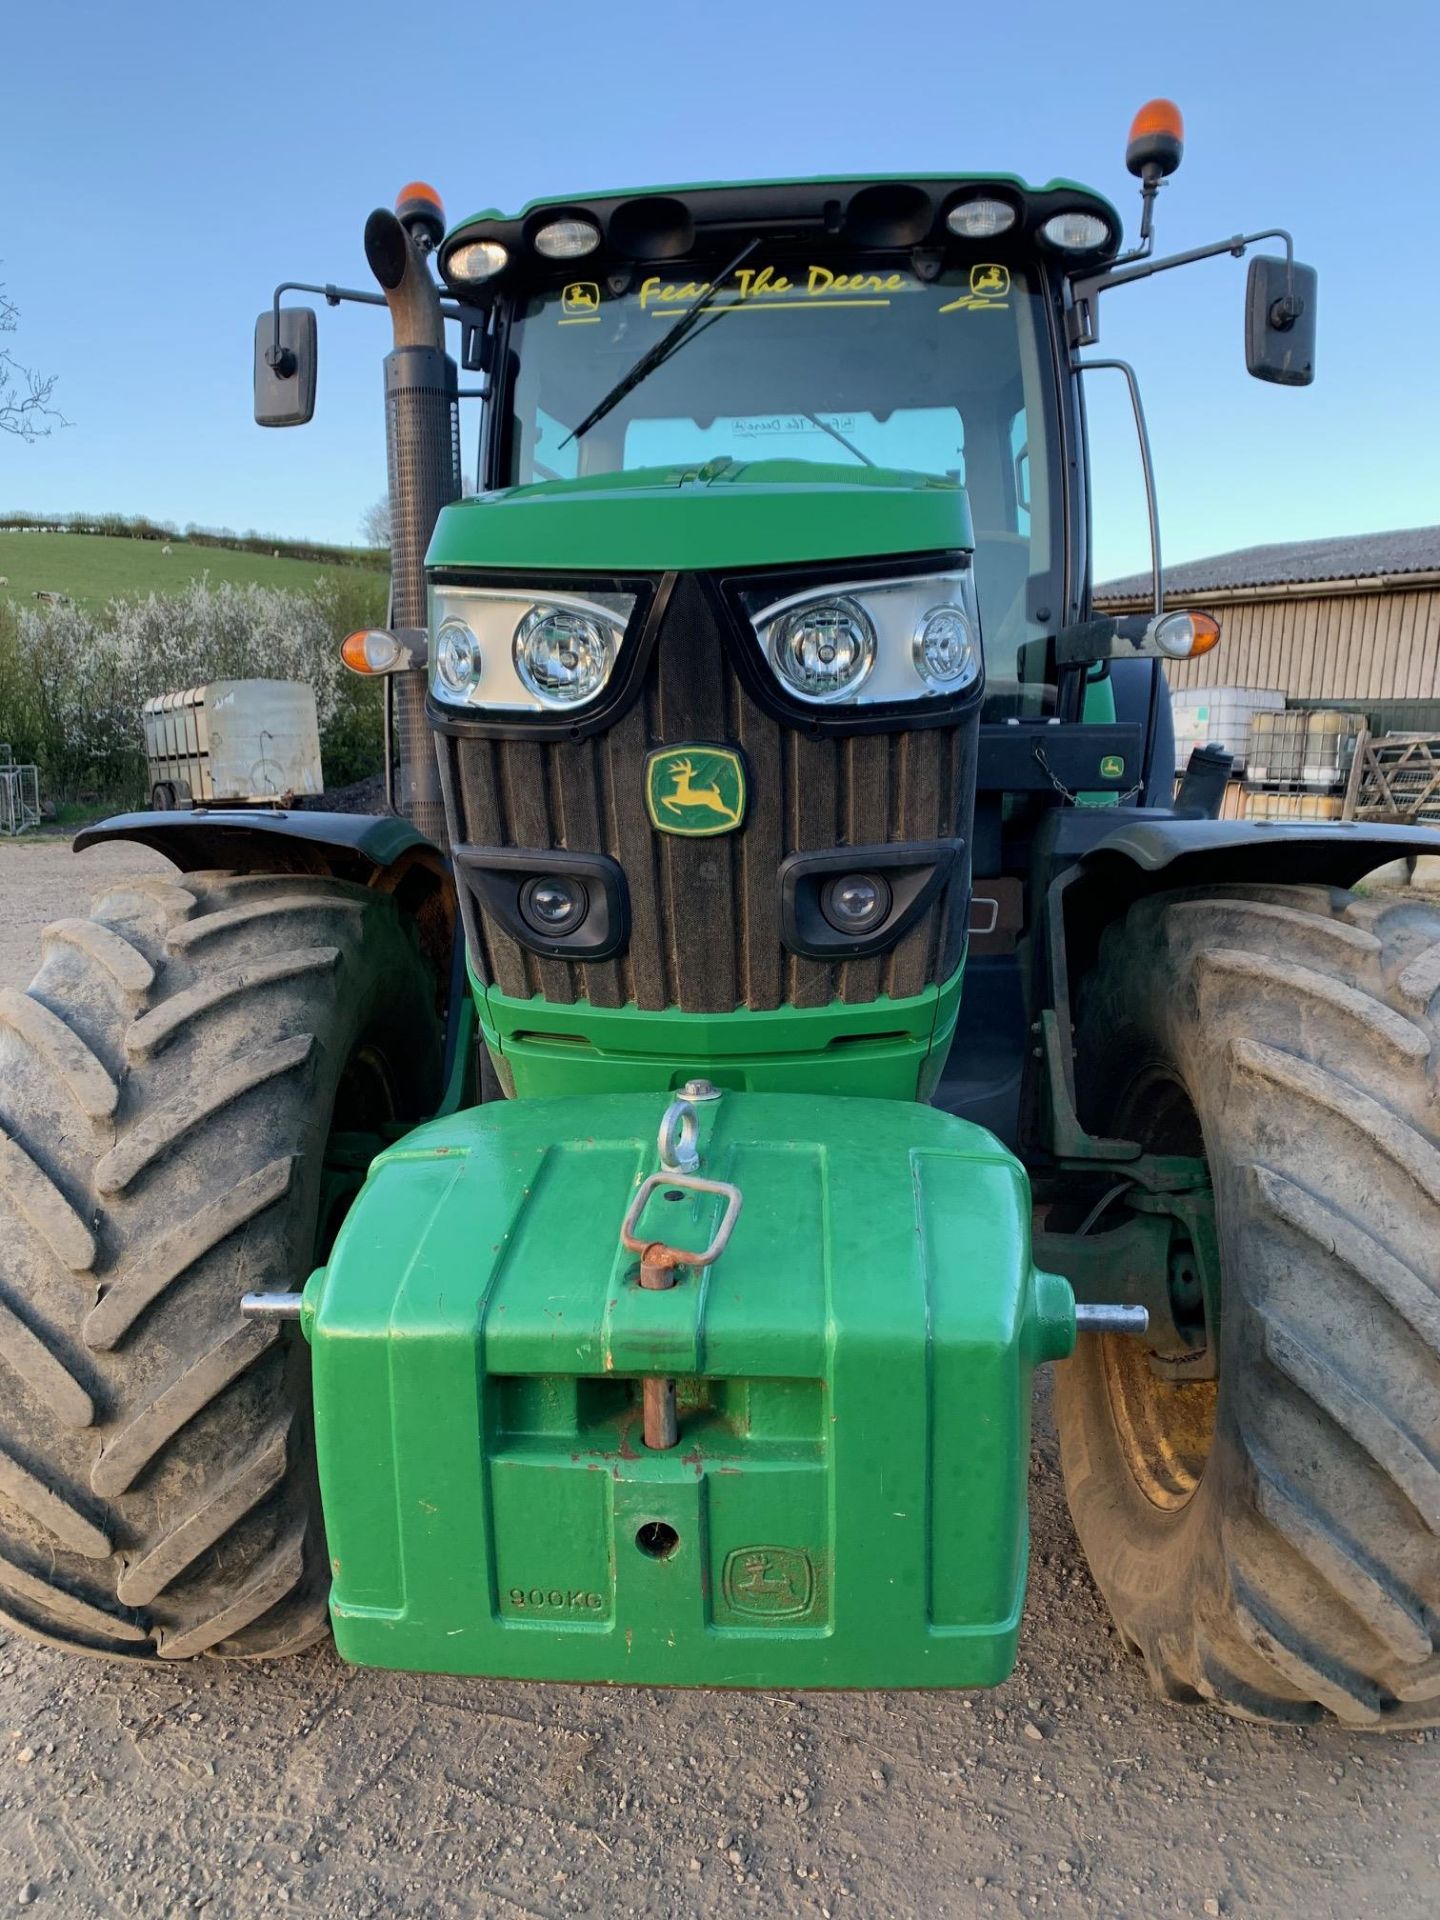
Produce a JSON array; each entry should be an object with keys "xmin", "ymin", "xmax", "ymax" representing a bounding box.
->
[{"xmin": 425, "ymin": 460, "xmax": 972, "ymax": 574}]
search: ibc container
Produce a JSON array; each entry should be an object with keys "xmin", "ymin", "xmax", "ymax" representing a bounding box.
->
[
  {"xmin": 1171, "ymin": 687, "xmax": 1286, "ymax": 775},
  {"xmin": 1247, "ymin": 709, "xmax": 1365, "ymax": 788}
]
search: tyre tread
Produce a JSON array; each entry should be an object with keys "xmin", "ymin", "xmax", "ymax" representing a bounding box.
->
[
  {"xmin": 0, "ymin": 868, "xmax": 440, "ymax": 1662},
  {"xmin": 1059, "ymin": 880, "xmax": 1440, "ymax": 1727}
]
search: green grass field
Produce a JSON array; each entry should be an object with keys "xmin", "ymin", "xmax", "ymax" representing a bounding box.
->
[{"xmin": 0, "ymin": 531, "xmax": 380, "ymax": 610}]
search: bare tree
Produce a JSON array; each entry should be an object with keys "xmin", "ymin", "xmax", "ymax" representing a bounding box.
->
[
  {"xmin": 0, "ymin": 279, "xmax": 65, "ymax": 442},
  {"xmin": 360, "ymin": 497, "xmax": 391, "ymax": 549}
]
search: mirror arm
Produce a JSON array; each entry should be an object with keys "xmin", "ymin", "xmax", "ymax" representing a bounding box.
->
[
  {"xmin": 1055, "ymin": 614, "xmax": 1161, "ymax": 666},
  {"xmin": 265, "ymin": 281, "xmax": 488, "ymax": 379},
  {"xmin": 266, "ymin": 282, "xmax": 388, "ymax": 377},
  {"xmin": 1068, "ymin": 227, "xmax": 1296, "ymax": 347}
]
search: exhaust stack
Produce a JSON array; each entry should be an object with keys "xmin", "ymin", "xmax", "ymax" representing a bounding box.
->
[{"xmin": 364, "ymin": 185, "xmax": 457, "ymax": 845}]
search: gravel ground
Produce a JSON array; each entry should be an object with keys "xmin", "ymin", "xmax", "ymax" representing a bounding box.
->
[{"xmin": 0, "ymin": 838, "xmax": 1436, "ymax": 1920}]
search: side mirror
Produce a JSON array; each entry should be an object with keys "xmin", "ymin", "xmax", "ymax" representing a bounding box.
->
[
  {"xmin": 1245, "ymin": 256, "xmax": 1317, "ymax": 387},
  {"xmin": 253, "ymin": 307, "xmax": 317, "ymax": 427}
]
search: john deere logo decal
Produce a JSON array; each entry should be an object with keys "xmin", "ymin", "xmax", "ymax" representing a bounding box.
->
[
  {"xmin": 1100, "ymin": 754, "xmax": 1126, "ymax": 780},
  {"xmin": 561, "ymin": 281, "xmax": 600, "ymax": 318},
  {"xmin": 939, "ymin": 262, "xmax": 1013, "ymax": 313},
  {"xmin": 645, "ymin": 745, "xmax": 747, "ymax": 836},
  {"xmin": 722, "ymin": 1545, "xmax": 814, "ymax": 1619}
]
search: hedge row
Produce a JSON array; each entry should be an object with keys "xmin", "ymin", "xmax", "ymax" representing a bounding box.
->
[{"xmin": 0, "ymin": 511, "xmax": 386, "ymax": 570}]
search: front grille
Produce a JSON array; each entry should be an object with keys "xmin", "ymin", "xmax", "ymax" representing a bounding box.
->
[{"xmin": 437, "ymin": 573, "xmax": 974, "ymax": 1013}]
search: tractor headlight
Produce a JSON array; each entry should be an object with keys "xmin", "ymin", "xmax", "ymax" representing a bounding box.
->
[
  {"xmin": 821, "ymin": 871, "xmax": 893, "ymax": 935},
  {"xmin": 742, "ymin": 568, "xmax": 981, "ymax": 708},
  {"xmin": 518, "ymin": 873, "xmax": 589, "ymax": 935},
  {"xmin": 447, "ymin": 239, "xmax": 509, "ymax": 286},
  {"xmin": 533, "ymin": 217, "xmax": 602, "ymax": 260},
  {"xmin": 435, "ymin": 619, "xmax": 480, "ymax": 695},
  {"xmin": 514, "ymin": 605, "xmax": 614, "ymax": 705},
  {"xmin": 1040, "ymin": 211, "xmax": 1113, "ymax": 253},
  {"xmin": 945, "ymin": 196, "xmax": 1016, "ymax": 239},
  {"xmin": 913, "ymin": 605, "xmax": 980, "ymax": 691},
  {"xmin": 770, "ymin": 597, "xmax": 876, "ymax": 702},
  {"xmin": 428, "ymin": 587, "xmax": 636, "ymax": 714}
]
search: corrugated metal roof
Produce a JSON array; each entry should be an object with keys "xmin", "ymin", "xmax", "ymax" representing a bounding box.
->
[{"xmin": 1096, "ymin": 525, "xmax": 1440, "ymax": 600}]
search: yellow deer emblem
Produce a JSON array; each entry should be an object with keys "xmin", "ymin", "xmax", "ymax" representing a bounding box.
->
[
  {"xmin": 661, "ymin": 756, "xmax": 742, "ymax": 827},
  {"xmin": 645, "ymin": 746, "xmax": 747, "ymax": 837}
]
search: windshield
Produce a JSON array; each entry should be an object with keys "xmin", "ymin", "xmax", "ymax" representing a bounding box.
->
[{"xmin": 502, "ymin": 252, "xmax": 1062, "ymax": 714}]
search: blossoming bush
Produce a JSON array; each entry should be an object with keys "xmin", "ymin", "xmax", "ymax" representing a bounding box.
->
[{"xmin": 0, "ymin": 575, "xmax": 385, "ymax": 799}]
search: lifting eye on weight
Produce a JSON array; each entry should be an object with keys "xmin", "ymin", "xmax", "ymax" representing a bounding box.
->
[{"xmin": 656, "ymin": 1096, "xmax": 701, "ymax": 1172}]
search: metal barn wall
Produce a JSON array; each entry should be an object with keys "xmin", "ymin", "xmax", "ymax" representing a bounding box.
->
[{"xmin": 1097, "ymin": 579, "xmax": 1440, "ymax": 705}]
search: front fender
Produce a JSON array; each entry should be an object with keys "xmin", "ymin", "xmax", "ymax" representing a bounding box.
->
[
  {"xmin": 75, "ymin": 807, "xmax": 440, "ymax": 885},
  {"xmin": 1068, "ymin": 813, "xmax": 1440, "ymax": 889},
  {"xmin": 75, "ymin": 807, "xmax": 455, "ymax": 971},
  {"xmin": 1027, "ymin": 808, "xmax": 1440, "ymax": 1158}
]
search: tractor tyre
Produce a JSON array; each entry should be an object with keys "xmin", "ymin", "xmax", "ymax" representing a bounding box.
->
[
  {"xmin": 1057, "ymin": 881, "xmax": 1440, "ymax": 1727},
  {"xmin": 0, "ymin": 869, "xmax": 441, "ymax": 1659}
]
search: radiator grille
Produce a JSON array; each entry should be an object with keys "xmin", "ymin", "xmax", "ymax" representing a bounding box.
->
[{"xmin": 439, "ymin": 574, "xmax": 974, "ymax": 1013}]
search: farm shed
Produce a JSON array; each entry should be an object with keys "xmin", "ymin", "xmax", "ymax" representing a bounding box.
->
[{"xmin": 1097, "ymin": 525, "xmax": 1440, "ymax": 733}]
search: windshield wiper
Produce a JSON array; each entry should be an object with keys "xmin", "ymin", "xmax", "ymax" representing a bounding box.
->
[
  {"xmin": 801, "ymin": 413, "xmax": 876, "ymax": 467},
  {"xmin": 561, "ymin": 237, "xmax": 760, "ymax": 448}
]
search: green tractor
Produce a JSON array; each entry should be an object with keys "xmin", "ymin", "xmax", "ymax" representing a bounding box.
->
[{"xmin": 4, "ymin": 101, "xmax": 1438, "ymax": 1726}]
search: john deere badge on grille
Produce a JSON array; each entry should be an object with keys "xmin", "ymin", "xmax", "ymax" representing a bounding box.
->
[{"xmin": 645, "ymin": 745, "xmax": 747, "ymax": 836}]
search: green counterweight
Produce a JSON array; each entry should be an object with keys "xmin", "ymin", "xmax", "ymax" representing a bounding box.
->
[{"xmin": 304, "ymin": 1090, "xmax": 1074, "ymax": 1686}]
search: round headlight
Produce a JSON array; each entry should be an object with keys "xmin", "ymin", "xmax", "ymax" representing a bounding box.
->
[
  {"xmin": 945, "ymin": 197, "xmax": 1016, "ymax": 239},
  {"xmin": 534, "ymin": 218, "xmax": 601, "ymax": 260},
  {"xmin": 770, "ymin": 597, "xmax": 876, "ymax": 702},
  {"xmin": 519, "ymin": 874, "xmax": 589, "ymax": 937},
  {"xmin": 914, "ymin": 606, "xmax": 980, "ymax": 692},
  {"xmin": 821, "ymin": 871, "xmax": 893, "ymax": 936},
  {"xmin": 514, "ymin": 606, "xmax": 615, "ymax": 705},
  {"xmin": 434, "ymin": 619, "xmax": 480, "ymax": 696},
  {"xmin": 447, "ymin": 239, "xmax": 509, "ymax": 286},
  {"xmin": 1040, "ymin": 211, "xmax": 1113, "ymax": 253}
]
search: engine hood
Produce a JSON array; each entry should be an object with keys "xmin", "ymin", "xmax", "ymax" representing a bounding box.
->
[{"xmin": 426, "ymin": 460, "xmax": 972, "ymax": 575}]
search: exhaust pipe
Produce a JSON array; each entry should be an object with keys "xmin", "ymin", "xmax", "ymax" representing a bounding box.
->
[{"xmin": 363, "ymin": 187, "xmax": 457, "ymax": 845}]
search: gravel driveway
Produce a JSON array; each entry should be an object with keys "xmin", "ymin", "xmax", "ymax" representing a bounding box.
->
[{"xmin": 0, "ymin": 837, "xmax": 1435, "ymax": 1919}]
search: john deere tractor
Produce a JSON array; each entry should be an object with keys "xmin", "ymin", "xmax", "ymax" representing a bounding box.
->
[{"xmin": 4, "ymin": 103, "xmax": 1438, "ymax": 1726}]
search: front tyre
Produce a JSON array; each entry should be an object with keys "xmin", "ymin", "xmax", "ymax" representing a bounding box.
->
[
  {"xmin": 0, "ymin": 869, "xmax": 440, "ymax": 1659},
  {"xmin": 1058, "ymin": 883, "xmax": 1440, "ymax": 1727}
]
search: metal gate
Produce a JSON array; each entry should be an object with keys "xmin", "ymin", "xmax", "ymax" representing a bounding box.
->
[{"xmin": 0, "ymin": 747, "xmax": 41, "ymax": 836}]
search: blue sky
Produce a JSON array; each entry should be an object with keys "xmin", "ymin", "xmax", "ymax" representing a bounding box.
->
[{"xmin": 3, "ymin": 0, "xmax": 1437, "ymax": 579}]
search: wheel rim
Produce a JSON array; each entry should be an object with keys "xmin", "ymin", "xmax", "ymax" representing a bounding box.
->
[{"xmin": 1103, "ymin": 1065, "xmax": 1219, "ymax": 1512}]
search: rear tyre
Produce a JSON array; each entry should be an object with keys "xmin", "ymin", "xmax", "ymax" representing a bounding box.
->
[
  {"xmin": 1057, "ymin": 882, "xmax": 1440, "ymax": 1726},
  {"xmin": 0, "ymin": 869, "xmax": 440, "ymax": 1658}
]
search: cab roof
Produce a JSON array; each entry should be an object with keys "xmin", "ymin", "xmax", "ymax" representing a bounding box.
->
[{"xmin": 438, "ymin": 174, "xmax": 1123, "ymax": 294}]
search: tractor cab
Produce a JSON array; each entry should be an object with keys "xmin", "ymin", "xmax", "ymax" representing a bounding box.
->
[{"xmin": 444, "ymin": 177, "xmax": 1092, "ymax": 725}]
